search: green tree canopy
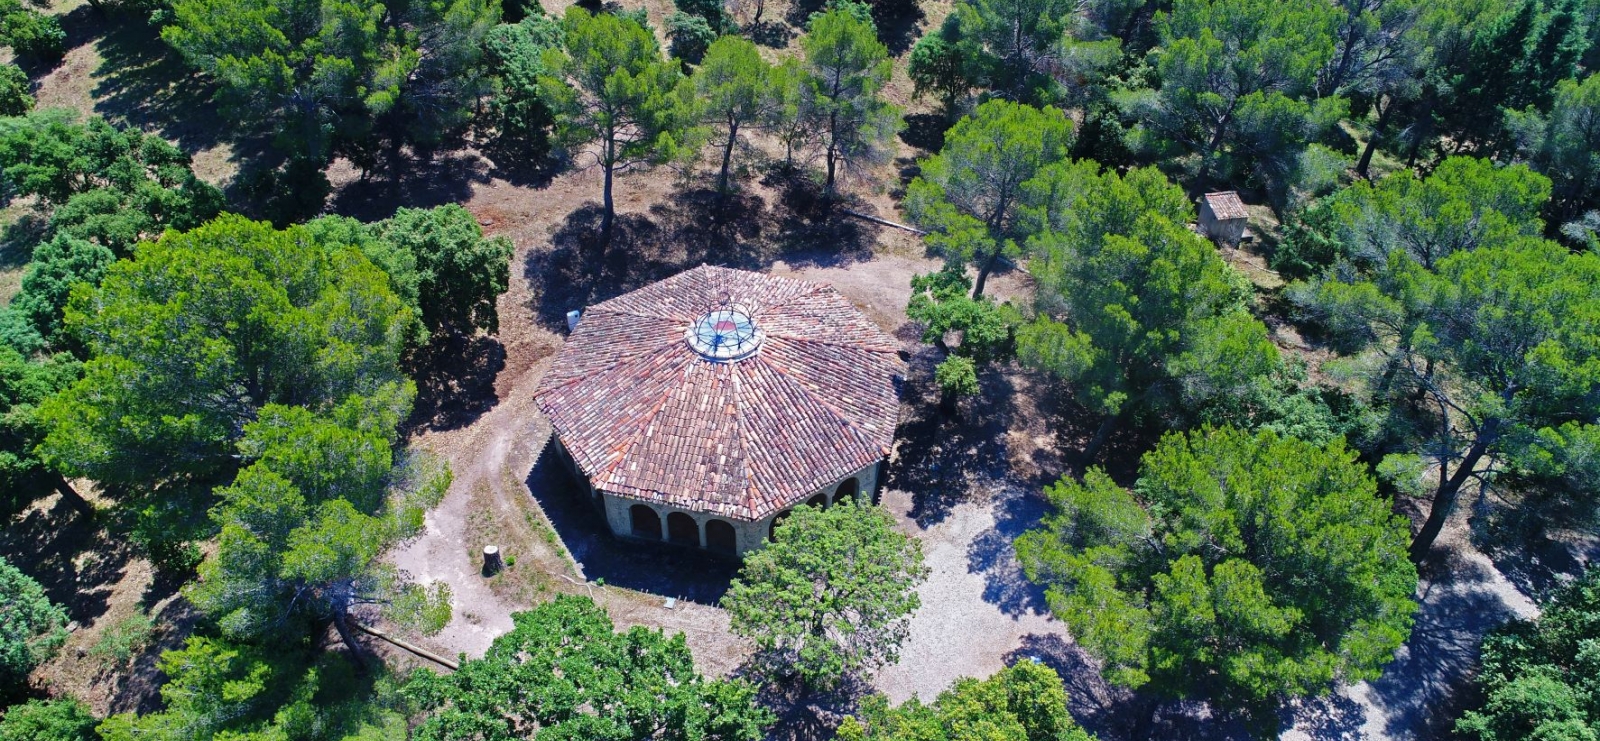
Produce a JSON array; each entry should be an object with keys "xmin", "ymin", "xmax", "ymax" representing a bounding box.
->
[
  {"xmin": 0, "ymin": 111, "xmax": 224, "ymax": 256},
  {"xmin": 409, "ymin": 594, "xmax": 771, "ymax": 741},
  {"xmin": 686, "ymin": 36, "xmax": 780, "ymax": 193},
  {"xmin": 0, "ymin": 64, "xmax": 32, "ymax": 118},
  {"xmin": 36, "ymin": 215, "xmax": 415, "ymax": 561},
  {"xmin": 1314, "ymin": 156, "xmax": 1550, "ymax": 273},
  {"xmin": 1017, "ymin": 426, "xmax": 1418, "ymax": 729},
  {"xmin": 0, "ymin": 346, "xmax": 81, "ymax": 513},
  {"xmin": 187, "ymin": 386, "xmax": 452, "ymax": 646},
  {"xmin": 482, "ymin": 12, "xmax": 564, "ymax": 163},
  {"xmin": 0, "ymin": 555, "xmax": 66, "ymax": 692},
  {"xmin": 1120, "ymin": 0, "xmax": 1343, "ymax": 183},
  {"xmin": 162, "ymin": 0, "xmax": 498, "ymax": 162},
  {"xmin": 800, "ymin": 6, "xmax": 901, "ymax": 195},
  {"xmin": 1016, "ymin": 163, "xmax": 1277, "ymax": 459},
  {"xmin": 376, "ymin": 205, "xmax": 514, "ymax": 338},
  {"xmin": 838, "ymin": 661, "xmax": 1098, "ymax": 741},
  {"xmin": 1293, "ymin": 238, "xmax": 1600, "ymax": 561},
  {"xmin": 905, "ymin": 99, "xmax": 1073, "ymax": 297},
  {"xmin": 97, "ymin": 636, "xmax": 408, "ymax": 741},
  {"xmin": 0, "ymin": 0, "xmax": 63, "ymax": 61},
  {"xmin": 0, "ymin": 699, "xmax": 98, "ymax": 741},
  {"xmin": 1455, "ymin": 567, "xmax": 1600, "ymax": 741},
  {"xmin": 1509, "ymin": 73, "xmax": 1600, "ymax": 228},
  {"xmin": 0, "ymin": 234, "xmax": 115, "ymax": 356},
  {"xmin": 542, "ymin": 7, "xmax": 687, "ymax": 237},
  {"xmin": 722, "ymin": 500, "xmax": 928, "ymax": 692}
]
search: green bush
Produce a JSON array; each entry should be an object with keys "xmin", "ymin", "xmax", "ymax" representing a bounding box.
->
[
  {"xmin": 0, "ymin": 1, "xmax": 64, "ymax": 61},
  {"xmin": 87, "ymin": 611, "xmax": 154, "ymax": 666},
  {"xmin": 1456, "ymin": 568, "xmax": 1600, "ymax": 741},
  {"xmin": 0, "ymin": 64, "xmax": 32, "ymax": 117},
  {"xmin": 666, "ymin": 11, "xmax": 717, "ymax": 65},
  {"xmin": 0, "ymin": 699, "xmax": 98, "ymax": 741},
  {"xmin": 0, "ymin": 555, "xmax": 67, "ymax": 692}
]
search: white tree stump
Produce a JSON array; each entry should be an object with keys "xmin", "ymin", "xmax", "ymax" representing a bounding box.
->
[{"xmin": 483, "ymin": 545, "xmax": 503, "ymax": 574}]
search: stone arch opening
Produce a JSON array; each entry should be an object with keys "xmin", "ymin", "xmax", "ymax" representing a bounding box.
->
[
  {"xmin": 806, "ymin": 493, "xmax": 827, "ymax": 509},
  {"xmin": 706, "ymin": 519, "xmax": 737, "ymax": 555},
  {"xmin": 630, "ymin": 505, "xmax": 662, "ymax": 540},
  {"xmin": 768, "ymin": 511, "xmax": 790, "ymax": 541},
  {"xmin": 833, "ymin": 477, "xmax": 859, "ymax": 505},
  {"xmin": 666, "ymin": 512, "xmax": 699, "ymax": 547}
]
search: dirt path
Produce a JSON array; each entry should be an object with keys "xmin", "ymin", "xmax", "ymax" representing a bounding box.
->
[
  {"xmin": 874, "ymin": 483, "xmax": 1068, "ymax": 703},
  {"xmin": 1282, "ymin": 506, "xmax": 1539, "ymax": 741}
]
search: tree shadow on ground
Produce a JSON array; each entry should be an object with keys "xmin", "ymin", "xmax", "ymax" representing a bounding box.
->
[
  {"xmin": 746, "ymin": 19, "xmax": 794, "ymax": 47},
  {"xmin": 1008, "ymin": 633, "xmax": 1261, "ymax": 740},
  {"xmin": 1364, "ymin": 548, "xmax": 1530, "ymax": 740},
  {"xmin": 89, "ymin": 12, "xmax": 229, "ymax": 155},
  {"xmin": 404, "ymin": 334, "xmax": 506, "ymax": 434},
  {"xmin": 1474, "ymin": 509, "xmax": 1600, "ymax": 602},
  {"xmin": 103, "ymin": 597, "xmax": 201, "ymax": 715},
  {"xmin": 0, "ymin": 495, "xmax": 132, "ymax": 627},
  {"xmin": 966, "ymin": 485, "xmax": 1051, "ymax": 617},
  {"xmin": 524, "ymin": 441, "xmax": 737, "ymax": 605},
  {"xmin": 872, "ymin": 4, "xmax": 925, "ymax": 55},
  {"xmin": 524, "ymin": 180, "xmax": 877, "ymax": 332},
  {"xmin": 885, "ymin": 347, "xmax": 1018, "ymax": 528},
  {"xmin": 327, "ymin": 149, "xmax": 493, "ymax": 221},
  {"xmin": 899, "ymin": 113, "xmax": 949, "ymax": 155},
  {"xmin": 746, "ymin": 672, "xmax": 872, "ymax": 741},
  {"xmin": 1283, "ymin": 692, "xmax": 1368, "ymax": 741}
]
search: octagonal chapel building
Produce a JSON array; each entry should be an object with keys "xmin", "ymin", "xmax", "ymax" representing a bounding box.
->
[{"xmin": 534, "ymin": 265, "xmax": 904, "ymax": 557}]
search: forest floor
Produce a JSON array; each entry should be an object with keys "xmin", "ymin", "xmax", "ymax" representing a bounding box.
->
[{"xmin": 0, "ymin": 0, "xmax": 1579, "ymax": 737}]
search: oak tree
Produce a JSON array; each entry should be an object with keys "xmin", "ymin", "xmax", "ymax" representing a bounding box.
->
[
  {"xmin": 410, "ymin": 595, "xmax": 771, "ymax": 740},
  {"xmin": 723, "ymin": 500, "xmax": 928, "ymax": 692}
]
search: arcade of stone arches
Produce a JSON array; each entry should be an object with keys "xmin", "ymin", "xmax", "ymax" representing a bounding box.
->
[{"xmin": 626, "ymin": 476, "xmax": 862, "ymax": 556}]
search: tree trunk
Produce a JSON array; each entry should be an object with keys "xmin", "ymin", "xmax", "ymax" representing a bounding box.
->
[
  {"xmin": 1404, "ymin": 97, "xmax": 1433, "ymax": 169},
  {"xmin": 601, "ymin": 162, "xmax": 615, "ymax": 240},
  {"xmin": 718, "ymin": 124, "xmax": 738, "ymax": 194},
  {"xmin": 332, "ymin": 609, "xmax": 369, "ymax": 672},
  {"xmin": 1356, "ymin": 98, "xmax": 1392, "ymax": 180},
  {"xmin": 1082, "ymin": 411, "xmax": 1124, "ymax": 468},
  {"xmin": 54, "ymin": 474, "xmax": 92, "ymax": 518},
  {"xmin": 824, "ymin": 142, "xmax": 838, "ymax": 197},
  {"xmin": 1409, "ymin": 420, "xmax": 1499, "ymax": 563},
  {"xmin": 972, "ymin": 244, "xmax": 1003, "ymax": 298}
]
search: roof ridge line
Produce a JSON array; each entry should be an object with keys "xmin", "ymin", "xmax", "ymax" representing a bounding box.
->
[
  {"xmin": 532, "ymin": 332, "xmax": 684, "ymax": 397},
  {"xmin": 756, "ymin": 353, "xmax": 885, "ymax": 457},
  {"xmin": 577, "ymin": 346, "xmax": 693, "ymax": 481},
  {"xmin": 761, "ymin": 332, "xmax": 902, "ymax": 354},
  {"xmin": 730, "ymin": 364, "xmax": 760, "ymax": 520}
]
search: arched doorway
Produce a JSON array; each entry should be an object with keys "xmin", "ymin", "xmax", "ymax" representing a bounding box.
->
[
  {"xmin": 768, "ymin": 511, "xmax": 790, "ymax": 541},
  {"xmin": 666, "ymin": 512, "xmax": 699, "ymax": 547},
  {"xmin": 806, "ymin": 493, "xmax": 827, "ymax": 508},
  {"xmin": 706, "ymin": 519, "xmax": 737, "ymax": 555},
  {"xmin": 833, "ymin": 477, "xmax": 859, "ymax": 505},
  {"xmin": 630, "ymin": 505, "xmax": 661, "ymax": 540}
]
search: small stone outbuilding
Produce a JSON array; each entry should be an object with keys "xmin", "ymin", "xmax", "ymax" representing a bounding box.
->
[
  {"xmin": 1199, "ymin": 191, "xmax": 1250, "ymax": 245},
  {"xmin": 533, "ymin": 265, "xmax": 904, "ymax": 557}
]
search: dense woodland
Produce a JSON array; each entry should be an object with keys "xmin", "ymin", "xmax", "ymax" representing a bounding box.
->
[{"xmin": 0, "ymin": 0, "xmax": 1597, "ymax": 737}]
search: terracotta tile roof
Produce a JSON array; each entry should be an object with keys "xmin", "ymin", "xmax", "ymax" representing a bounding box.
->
[
  {"xmin": 1203, "ymin": 191, "xmax": 1249, "ymax": 221},
  {"xmin": 534, "ymin": 266, "xmax": 904, "ymax": 521}
]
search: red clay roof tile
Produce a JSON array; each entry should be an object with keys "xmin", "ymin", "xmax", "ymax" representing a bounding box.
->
[{"xmin": 534, "ymin": 266, "xmax": 904, "ymax": 521}]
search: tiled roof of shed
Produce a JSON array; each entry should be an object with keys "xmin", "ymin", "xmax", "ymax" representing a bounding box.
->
[
  {"xmin": 1203, "ymin": 191, "xmax": 1249, "ymax": 220},
  {"xmin": 534, "ymin": 266, "xmax": 904, "ymax": 522}
]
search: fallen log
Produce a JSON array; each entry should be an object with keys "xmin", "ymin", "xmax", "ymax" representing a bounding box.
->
[
  {"xmin": 349, "ymin": 621, "xmax": 460, "ymax": 671},
  {"xmin": 840, "ymin": 209, "xmax": 928, "ymax": 236}
]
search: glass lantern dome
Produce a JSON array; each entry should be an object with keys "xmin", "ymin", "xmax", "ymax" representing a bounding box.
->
[{"xmin": 686, "ymin": 306, "xmax": 763, "ymax": 362}]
